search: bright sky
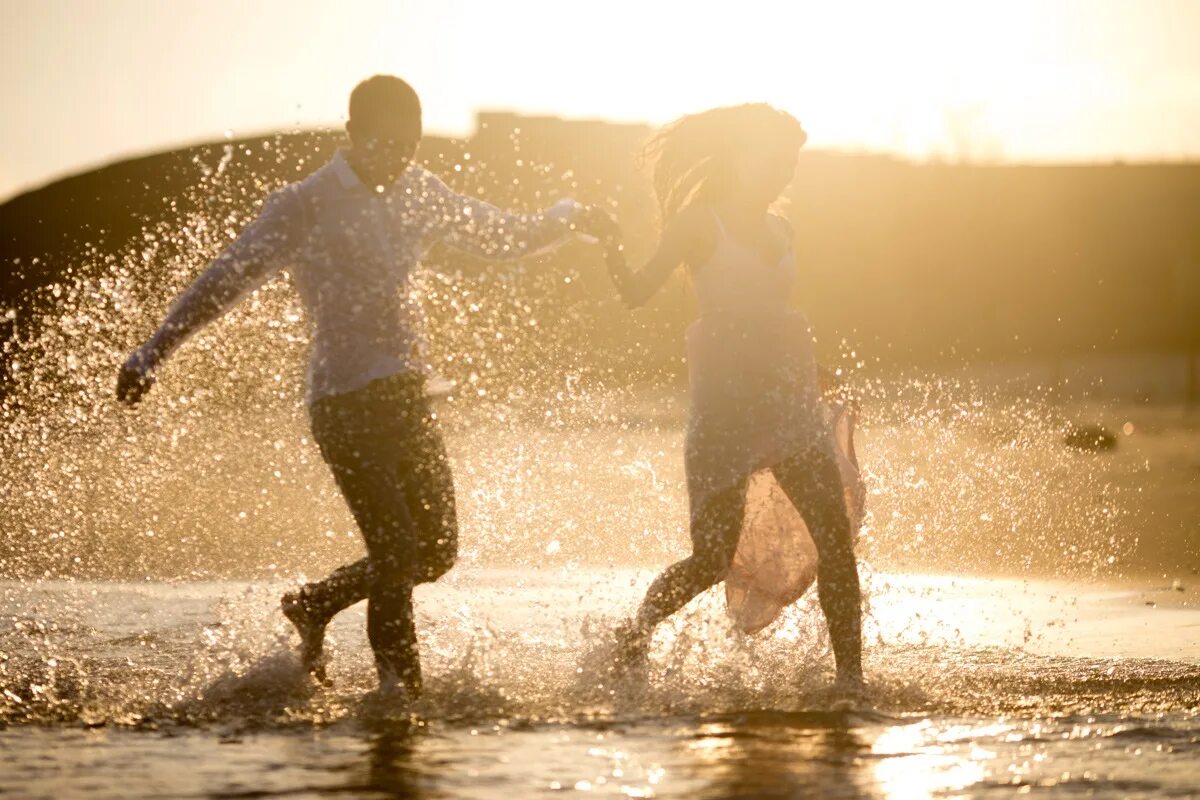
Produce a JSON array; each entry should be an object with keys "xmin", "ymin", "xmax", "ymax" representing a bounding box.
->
[{"xmin": 3, "ymin": 0, "xmax": 1200, "ymax": 201}]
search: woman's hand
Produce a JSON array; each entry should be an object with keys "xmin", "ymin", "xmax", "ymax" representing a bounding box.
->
[{"xmin": 578, "ymin": 206, "xmax": 624, "ymax": 249}]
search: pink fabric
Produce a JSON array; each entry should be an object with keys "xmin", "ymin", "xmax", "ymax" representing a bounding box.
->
[{"xmin": 724, "ymin": 404, "xmax": 865, "ymax": 634}]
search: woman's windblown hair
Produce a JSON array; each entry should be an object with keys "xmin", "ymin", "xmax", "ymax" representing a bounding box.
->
[{"xmin": 645, "ymin": 103, "xmax": 806, "ymax": 226}]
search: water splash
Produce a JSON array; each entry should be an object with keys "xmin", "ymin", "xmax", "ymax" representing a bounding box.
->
[{"xmin": 0, "ymin": 137, "xmax": 1179, "ymax": 749}]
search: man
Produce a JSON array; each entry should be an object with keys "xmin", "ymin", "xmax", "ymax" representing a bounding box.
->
[{"xmin": 116, "ymin": 75, "xmax": 586, "ymax": 698}]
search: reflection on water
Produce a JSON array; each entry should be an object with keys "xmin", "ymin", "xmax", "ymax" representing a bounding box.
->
[
  {"xmin": 365, "ymin": 723, "xmax": 439, "ymax": 799},
  {"xmin": 4, "ymin": 709, "xmax": 1198, "ymax": 798},
  {"xmin": 1, "ymin": 573, "xmax": 1197, "ymax": 798},
  {"xmin": 873, "ymin": 720, "xmax": 990, "ymax": 798},
  {"xmin": 678, "ymin": 713, "xmax": 871, "ymax": 799}
]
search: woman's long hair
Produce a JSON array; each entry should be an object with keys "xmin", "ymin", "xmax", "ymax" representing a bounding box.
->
[{"xmin": 645, "ymin": 103, "xmax": 806, "ymax": 227}]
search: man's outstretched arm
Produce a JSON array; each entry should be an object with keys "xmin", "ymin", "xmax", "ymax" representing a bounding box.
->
[
  {"xmin": 421, "ymin": 170, "xmax": 586, "ymax": 262},
  {"xmin": 116, "ymin": 189, "xmax": 300, "ymax": 404}
]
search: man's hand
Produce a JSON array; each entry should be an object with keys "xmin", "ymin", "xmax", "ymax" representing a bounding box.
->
[{"xmin": 116, "ymin": 348, "xmax": 156, "ymax": 405}]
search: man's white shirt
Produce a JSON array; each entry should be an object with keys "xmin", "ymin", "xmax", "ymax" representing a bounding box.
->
[{"xmin": 138, "ymin": 151, "xmax": 582, "ymax": 403}]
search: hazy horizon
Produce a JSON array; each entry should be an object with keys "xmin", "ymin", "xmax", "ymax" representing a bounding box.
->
[
  {"xmin": 9, "ymin": 113, "xmax": 1200, "ymax": 207},
  {"xmin": 4, "ymin": 0, "xmax": 1200, "ymax": 202}
]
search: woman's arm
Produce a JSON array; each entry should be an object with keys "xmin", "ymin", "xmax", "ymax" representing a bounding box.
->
[{"xmin": 593, "ymin": 206, "xmax": 709, "ymax": 309}]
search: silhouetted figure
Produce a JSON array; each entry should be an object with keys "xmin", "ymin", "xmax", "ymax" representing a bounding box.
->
[
  {"xmin": 117, "ymin": 75, "xmax": 586, "ymax": 699},
  {"xmin": 580, "ymin": 104, "xmax": 864, "ymax": 691}
]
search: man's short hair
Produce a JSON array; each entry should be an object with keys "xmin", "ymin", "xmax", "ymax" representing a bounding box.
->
[{"xmin": 348, "ymin": 75, "xmax": 422, "ymax": 140}]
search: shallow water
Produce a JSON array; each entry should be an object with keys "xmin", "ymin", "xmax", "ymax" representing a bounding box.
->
[{"xmin": 2, "ymin": 570, "xmax": 1197, "ymax": 798}]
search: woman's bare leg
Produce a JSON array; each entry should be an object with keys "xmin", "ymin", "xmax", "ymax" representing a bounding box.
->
[
  {"xmin": 772, "ymin": 442, "xmax": 863, "ymax": 683},
  {"xmin": 623, "ymin": 481, "xmax": 747, "ymax": 654}
]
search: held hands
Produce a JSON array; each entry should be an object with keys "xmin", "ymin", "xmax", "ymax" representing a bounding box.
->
[
  {"xmin": 576, "ymin": 206, "xmax": 624, "ymax": 250},
  {"xmin": 568, "ymin": 205, "xmax": 638, "ymax": 307},
  {"xmin": 116, "ymin": 347, "xmax": 156, "ymax": 405}
]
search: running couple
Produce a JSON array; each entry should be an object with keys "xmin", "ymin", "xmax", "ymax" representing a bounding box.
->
[{"xmin": 116, "ymin": 75, "xmax": 864, "ymax": 698}]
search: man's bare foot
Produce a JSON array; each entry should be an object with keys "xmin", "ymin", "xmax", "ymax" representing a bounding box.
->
[
  {"xmin": 378, "ymin": 666, "xmax": 420, "ymax": 699},
  {"xmin": 360, "ymin": 680, "xmax": 418, "ymax": 725},
  {"xmin": 281, "ymin": 590, "xmax": 329, "ymax": 684},
  {"xmin": 830, "ymin": 672, "xmax": 867, "ymax": 709}
]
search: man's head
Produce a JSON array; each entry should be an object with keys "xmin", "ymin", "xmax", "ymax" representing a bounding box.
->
[{"xmin": 345, "ymin": 75, "xmax": 422, "ymax": 187}]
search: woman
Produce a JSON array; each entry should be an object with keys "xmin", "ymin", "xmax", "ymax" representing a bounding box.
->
[{"xmin": 581, "ymin": 104, "xmax": 864, "ymax": 690}]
